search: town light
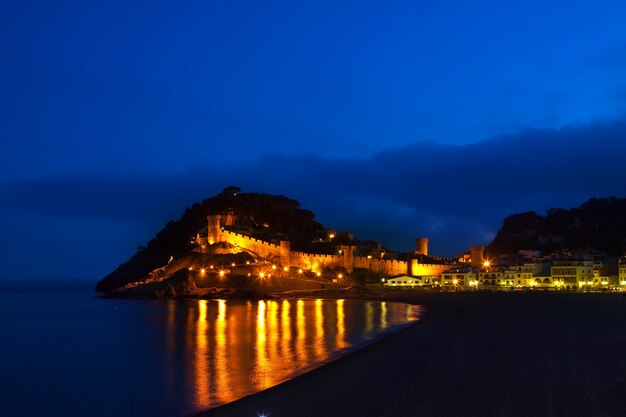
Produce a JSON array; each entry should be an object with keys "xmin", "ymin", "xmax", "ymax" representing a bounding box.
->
[
  {"xmin": 338, "ymin": 273, "xmax": 343, "ymax": 279},
  {"xmin": 483, "ymin": 260, "xmax": 491, "ymax": 268},
  {"xmin": 219, "ymin": 270, "xmax": 225, "ymax": 277},
  {"xmin": 283, "ymin": 266, "xmax": 288, "ymax": 272},
  {"xmin": 231, "ymin": 263, "xmax": 235, "ymax": 267},
  {"xmin": 200, "ymin": 268, "xmax": 206, "ymax": 274},
  {"xmin": 316, "ymin": 272, "xmax": 321, "ymax": 277},
  {"xmin": 298, "ymin": 269, "xmax": 303, "ymax": 274},
  {"xmin": 272, "ymin": 265, "xmax": 277, "ymax": 270},
  {"xmin": 453, "ymin": 279, "xmax": 458, "ymax": 285},
  {"xmin": 259, "ymin": 272, "xmax": 266, "ymax": 278}
]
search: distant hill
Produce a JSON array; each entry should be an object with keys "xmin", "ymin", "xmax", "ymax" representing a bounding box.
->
[
  {"xmin": 488, "ymin": 197, "xmax": 626, "ymax": 256},
  {"xmin": 96, "ymin": 186, "xmax": 326, "ymax": 292}
]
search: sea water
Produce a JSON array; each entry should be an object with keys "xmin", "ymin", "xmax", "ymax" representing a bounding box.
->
[{"xmin": 0, "ymin": 286, "xmax": 421, "ymax": 417}]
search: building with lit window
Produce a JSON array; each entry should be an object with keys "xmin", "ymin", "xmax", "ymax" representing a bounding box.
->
[
  {"xmin": 478, "ymin": 268, "xmax": 504, "ymax": 288},
  {"xmin": 619, "ymin": 260, "xmax": 626, "ymax": 288},
  {"xmin": 550, "ymin": 260, "xmax": 594, "ymax": 290},
  {"xmin": 441, "ymin": 267, "xmax": 477, "ymax": 289},
  {"xmin": 504, "ymin": 264, "xmax": 535, "ymax": 288}
]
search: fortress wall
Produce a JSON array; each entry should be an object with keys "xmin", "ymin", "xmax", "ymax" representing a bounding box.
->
[
  {"xmin": 354, "ymin": 256, "xmax": 408, "ymax": 276},
  {"xmin": 354, "ymin": 256, "xmax": 372, "ymax": 269},
  {"xmin": 211, "ymin": 217, "xmax": 446, "ymax": 278},
  {"xmin": 409, "ymin": 260, "xmax": 451, "ymax": 277},
  {"xmin": 291, "ymin": 251, "xmax": 344, "ymax": 271},
  {"xmin": 221, "ymin": 230, "xmax": 281, "ymax": 260}
]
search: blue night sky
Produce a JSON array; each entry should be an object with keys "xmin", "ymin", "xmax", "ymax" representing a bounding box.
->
[{"xmin": 1, "ymin": 0, "xmax": 626, "ymax": 281}]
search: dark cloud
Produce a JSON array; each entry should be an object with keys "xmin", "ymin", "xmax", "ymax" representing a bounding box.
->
[{"xmin": 2, "ymin": 119, "xmax": 626, "ymax": 279}]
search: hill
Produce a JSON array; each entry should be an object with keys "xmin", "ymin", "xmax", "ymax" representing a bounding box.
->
[
  {"xmin": 95, "ymin": 186, "xmax": 327, "ymax": 293},
  {"xmin": 487, "ymin": 197, "xmax": 626, "ymax": 256}
]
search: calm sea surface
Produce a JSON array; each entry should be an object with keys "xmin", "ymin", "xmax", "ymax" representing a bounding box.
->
[{"xmin": 0, "ymin": 289, "xmax": 422, "ymax": 417}]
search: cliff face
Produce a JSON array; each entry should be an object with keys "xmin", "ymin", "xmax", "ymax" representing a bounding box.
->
[
  {"xmin": 96, "ymin": 186, "xmax": 326, "ymax": 293},
  {"xmin": 488, "ymin": 197, "xmax": 626, "ymax": 256}
]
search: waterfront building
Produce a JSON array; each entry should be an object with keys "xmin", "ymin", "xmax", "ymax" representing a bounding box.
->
[
  {"xmin": 441, "ymin": 267, "xmax": 477, "ymax": 290},
  {"xmin": 550, "ymin": 260, "xmax": 594, "ymax": 290},
  {"xmin": 619, "ymin": 259, "xmax": 626, "ymax": 287},
  {"xmin": 504, "ymin": 264, "xmax": 535, "ymax": 288},
  {"xmin": 478, "ymin": 267, "xmax": 504, "ymax": 288},
  {"xmin": 386, "ymin": 276, "xmax": 420, "ymax": 288}
]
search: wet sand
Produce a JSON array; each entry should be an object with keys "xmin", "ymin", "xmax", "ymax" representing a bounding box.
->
[{"xmin": 197, "ymin": 291, "xmax": 626, "ymax": 417}]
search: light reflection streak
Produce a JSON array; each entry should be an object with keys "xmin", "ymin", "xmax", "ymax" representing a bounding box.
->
[
  {"xmin": 281, "ymin": 300, "xmax": 293, "ymax": 368},
  {"xmin": 194, "ymin": 300, "xmax": 210, "ymax": 409},
  {"xmin": 267, "ymin": 301, "xmax": 280, "ymax": 386},
  {"xmin": 255, "ymin": 300, "xmax": 268, "ymax": 390},
  {"xmin": 296, "ymin": 299, "xmax": 306, "ymax": 362},
  {"xmin": 214, "ymin": 300, "xmax": 232, "ymax": 403},
  {"xmin": 314, "ymin": 299, "xmax": 326, "ymax": 359},
  {"xmin": 336, "ymin": 299, "xmax": 347, "ymax": 350},
  {"xmin": 381, "ymin": 301, "xmax": 388, "ymax": 329}
]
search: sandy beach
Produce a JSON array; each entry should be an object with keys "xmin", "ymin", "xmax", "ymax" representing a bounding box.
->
[{"xmin": 197, "ymin": 291, "xmax": 626, "ymax": 417}]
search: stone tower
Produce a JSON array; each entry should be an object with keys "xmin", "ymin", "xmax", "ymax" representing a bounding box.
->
[
  {"xmin": 416, "ymin": 237, "xmax": 429, "ymax": 256},
  {"xmin": 339, "ymin": 245, "xmax": 355, "ymax": 273},
  {"xmin": 207, "ymin": 214, "xmax": 222, "ymax": 245},
  {"xmin": 470, "ymin": 246, "xmax": 485, "ymax": 269}
]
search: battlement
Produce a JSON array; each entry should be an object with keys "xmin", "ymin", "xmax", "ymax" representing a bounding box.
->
[
  {"xmin": 205, "ymin": 214, "xmax": 441, "ymax": 277},
  {"xmin": 222, "ymin": 229, "xmax": 280, "ymax": 248}
]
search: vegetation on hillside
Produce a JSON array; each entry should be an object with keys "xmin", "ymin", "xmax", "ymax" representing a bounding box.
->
[{"xmin": 488, "ymin": 197, "xmax": 626, "ymax": 256}]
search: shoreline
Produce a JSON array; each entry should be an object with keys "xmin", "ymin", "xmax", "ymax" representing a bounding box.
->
[{"xmin": 196, "ymin": 290, "xmax": 626, "ymax": 417}]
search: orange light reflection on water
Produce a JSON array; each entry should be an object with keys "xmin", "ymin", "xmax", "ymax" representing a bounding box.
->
[
  {"xmin": 214, "ymin": 300, "xmax": 233, "ymax": 404},
  {"xmin": 336, "ymin": 299, "xmax": 347, "ymax": 350},
  {"xmin": 255, "ymin": 300, "xmax": 268, "ymax": 390},
  {"xmin": 182, "ymin": 299, "xmax": 419, "ymax": 411},
  {"xmin": 194, "ymin": 300, "xmax": 210, "ymax": 409},
  {"xmin": 314, "ymin": 299, "xmax": 326, "ymax": 359}
]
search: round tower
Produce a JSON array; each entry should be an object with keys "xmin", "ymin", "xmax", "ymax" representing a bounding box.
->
[
  {"xmin": 207, "ymin": 214, "xmax": 222, "ymax": 245},
  {"xmin": 416, "ymin": 237, "xmax": 429, "ymax": 256}
]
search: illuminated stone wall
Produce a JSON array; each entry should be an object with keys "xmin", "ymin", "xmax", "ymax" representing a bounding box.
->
[
  {"xmin": 207, "ymin": 216, "xmax": 450, "ymax": 277},
  {"xmin": 290, "ymin": 251, "xmax": 344, "ymax": 272},
  {"xmin": 408, "ymin": 260, "xmax": 450, "ymax": 277},
  {"xmin": 221, "ymin": 230, "xmax": 282, "ymax": 260},
  {"xmin": 353, "ymin": 256, "xmax": 408, "ymax": 276}
]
